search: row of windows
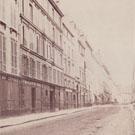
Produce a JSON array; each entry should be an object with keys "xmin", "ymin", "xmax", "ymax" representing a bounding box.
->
[
  {"xmin": 64, "ymin": 78, "xmax": 75, "ymax": 90},
  {"xmin": 29, "ymin": 0, "xmax": 61, "ymax": 27},
  {"xmin": 22, "ymin": 55, "xmax": 63, "ymax": 86},
  {"xmin": 22, "ymin": 25, "xmax": 63, "ymax": 67},
  {"xmin": 23, "ymin": 1, "xmax": 62, "ymax": 46}
]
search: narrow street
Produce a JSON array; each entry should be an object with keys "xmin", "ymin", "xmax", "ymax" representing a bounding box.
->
[{"xmin": 1, "ymin": 105, "xmax": 134, "ymax": 135}]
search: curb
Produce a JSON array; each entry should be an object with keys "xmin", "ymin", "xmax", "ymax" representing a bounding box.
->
[
  {"xmin": 0, "ymin": 113, "xmax": 67, "ymax": 129},
  {"xmin": 0, "ymin": 108, "xmax": 89, "ymax": 129}
]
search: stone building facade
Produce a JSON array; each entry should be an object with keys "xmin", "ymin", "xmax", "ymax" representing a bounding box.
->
[{"xmin": 0, "ymin": 0, "xmax": 115, "ymax": 117}]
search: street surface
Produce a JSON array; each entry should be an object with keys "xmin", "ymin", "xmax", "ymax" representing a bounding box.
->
[{"xmin": 0, "ymin": 105, "xmax": 134, "ymax": 135}]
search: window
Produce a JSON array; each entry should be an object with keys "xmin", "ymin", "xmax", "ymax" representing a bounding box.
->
[
  {"xmin": 72, "ymin": 49, "xmax": 74, "ymax": 59},
  {"xmin": 29, "ymin": 4, "xmax": 33, "ymax": 22},
  {"xmin": 49, "ymin": 67, "xmax": 52, "ymax": 82},
  {"xmin": 73, "ymin": 95, "xmax": 76, "ymax": 101},
  {"xmin": 42, "ymin": 64, "xmax": 47, "ymax": 81},
  {"xmin": 55, "ymin": 30, "xmax": 58, "ymax": 45},
  {"xmin": 29, "ymin": 29, "xmax": 34, "ymax": 50},
  {"xmin": 64, "ymin": 58, "xmax": 67, "ymax": 73},
  {"xmin": 0, "ymin": 33, "xmax": 6, "ymax": 71},
  {"xmin": 36, "ymin": 35, "xmax": 40, "ymax": 54},
  {"xmin": 79, "ymin": 68, "xmax": 81, "ymax": 80},
  {"xmin": 11, "ymin": 39, "xmax": 17, "ymax": 74},
  {"xmin": 0, "ymin": 0, "xmax": 5, "ymax": 20},
  {"xmin": 22, "ymin": 25, "xmax": 28, "ymax": 46},
  {"xmin": 72, "ymin": 82, "xmax": 74, "ymax": 89},
  {"xmin": 11, "ymin": 0, "xmax": 17, "ymax": 28},
  {"xmin": 30, "ymin": 58, "xmax": 35, "ymax": 78},
  {"xmin": 57, "ymin": 70, "xmax": 60, "ymax": 84},
  {"xmin": 64, "ymin": 79, "xmax": 67, "ymax": 87},
  {"xmin": 68, "ymin": 61, "xmax": 71, "ymax": 74},
  {"xmin": 22, "ymin": 55, "xmax": 29, "ymax": 76},
  {"xmin": 48, "ymin": 42, "xmax": 53, "ymax": 60},
  {"xmin": 50, "ymin": 24, "xmax": 53, "ymax": 40},
  {"xmin": 37, "ymin": 61, "xmax": 40, "ymax": 79},
  {"xmin": 68, "ymin": 80, "xmax": 70, "ymax": 88},
  {"xmin": 47, "ymin": 0, "xmax": 50, "ymax": 14},
  {"xmin": 48, "ymin": 44, "xmax": 51, "ymax": 59},
  {"xmin": 59, "ymin": 16, "xmax": 61, "ymax": 28},
  {"xmin": 40, "ymin": 37, "xmax": 45, "ymax": 56},
  {"xmin": 46, "ymin": 40, "xmax": 49, "ymax": 58},
  {"xmin": 53, "ymin": 69, "xmax": 56, "ymax": 83},
  {"xmin": 60, "ymin": 72, "xmax": 63, "ymax": 85},
  {"xmin": 52, "ymin": 8, "xmax": 55, "ymax": 20},
  {"xmin": 60, "ymin": 35, "xmax": 62, "ymax": 47},
  {"xmin": 22, "ymin": 0, "xmax": 24, "ymax": 13},
  {"xmin": 79, "ymin": 43, "xmax": 85, "ymax": 56},
  {"xmin": 42, "ymin": 38, "xmax": 46, "ymax": 57},
  {"xmin": 52, "ymin": 47, "xmax": 56, "ymax": 62},
  {"xmin": 53, "ymin": 27, "xmax": 55, "ymax": 42},
  {"xmin": 66, "ymin": 92, "xmax": 68, "ymax": 99},
  {"xmin": 60, "ymin": 54, "xmax": 62, "ymax": 66}
]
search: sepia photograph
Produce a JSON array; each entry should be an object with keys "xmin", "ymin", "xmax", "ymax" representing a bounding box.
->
[{"xmin": 0, "ymin": 0, "xmax": 135, "ymax": 134}]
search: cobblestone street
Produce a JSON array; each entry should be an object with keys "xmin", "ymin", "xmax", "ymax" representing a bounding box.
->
[{"xmin": 1, "ymin": 105, "xmax": 134, "ymax": 135}]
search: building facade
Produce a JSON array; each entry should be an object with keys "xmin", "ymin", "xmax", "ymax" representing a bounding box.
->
[
  {"xmin": 0, "ymin": 0, "xmax": 65, "ymax": 116},
  {"xmin": 0, "ymin": 0, "xmax": 115, "ymax": 117},
  {"xmin": 62, "ymin": 23, "xmax": 77, "ymax": 109}
]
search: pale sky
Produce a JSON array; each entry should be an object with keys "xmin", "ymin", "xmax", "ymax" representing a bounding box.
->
[{"xmin": 58, "ymin": 0, "xmax": 134, "ymax": 89}]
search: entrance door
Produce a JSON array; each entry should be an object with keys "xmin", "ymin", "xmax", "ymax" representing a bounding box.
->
[
  {"xmin": 50, "ymin": 91, "xmax": 55, "ymax": 111},
  {"xmin": 31, "ymin": 88, "xmax": 36, "ymax": 112}
]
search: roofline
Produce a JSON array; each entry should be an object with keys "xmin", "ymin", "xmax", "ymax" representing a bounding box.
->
[
  {"xmin": 63, "ymin": 23, "xmax": 74, "ymax": 37},
  {"xmin": 85, "ymin": 41, "xmax": 93, "ymax": 52},
  {"xmin": 102, "ymin": 65, "xmax": 110, "ymax": 75},
  {"xmin": 48, "ymin": 0, "xmax": 64, "ymax": 17},
  {"xmin": 78, "ymin": 40, "xmax": 85, "ymax": 49}
]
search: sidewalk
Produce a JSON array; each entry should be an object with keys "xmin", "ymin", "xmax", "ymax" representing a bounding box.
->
[{"xmin": 0, "ymin": 107, "xmax": 93, "ymax": 129}]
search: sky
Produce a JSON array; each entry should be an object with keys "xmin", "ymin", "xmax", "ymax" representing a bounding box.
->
[{"xmin": 58, "ymin": 0, "xmax": 134, "ymax": 90}]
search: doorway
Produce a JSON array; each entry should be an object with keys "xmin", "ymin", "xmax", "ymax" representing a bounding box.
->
[
  {"xmin": 31, "ymin": 88, "xmax": 36, "ymax": 112},
  {"xmin": 50, "ymin": 90, "xmax": 55, "ymax": 111}
]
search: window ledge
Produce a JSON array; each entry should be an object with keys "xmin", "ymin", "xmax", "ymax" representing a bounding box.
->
[{"xmin": 0, "ymin": 20, "xmax": 6, "ymax": 29}]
